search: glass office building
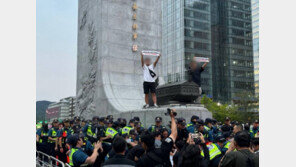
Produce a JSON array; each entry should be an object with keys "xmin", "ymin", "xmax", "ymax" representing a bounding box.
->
[
  {"xmin": 252, "ymin": 0, "xmax": 259, "ymax": 97},
  {"xmin": 162, "ymin": 0, "xmax": 213, "ymax": 96},
  {"xmin": 162, "ymin": 0, "xmax": 254, "ymax": 102},
  {"xmin": 211, "ymin": 0, "xmax": 255, "ymax": 102}
]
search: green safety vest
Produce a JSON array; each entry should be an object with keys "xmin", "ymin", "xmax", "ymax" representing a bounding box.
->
[
  {"xmin": 39, "ymin": 131, "xmax": 48, "ymax": 143},
  {"xmin": 250, "ymin": 129, "xmax": 259, "ymax": 138},
  {"xmin": 69, "ymin": 148, "xmax": 78, "ymax": 166},
  {"xmin": 105, "ymin": 127, "xmax": 118, "ymax": 139},
  {"xmin": 204, "ymin": 126, "xmax": 211, "ymax": 131},
  {"xmin": 224, "ymin": 141, "xmax": 231, "ymax": 149},
  {"xmin": 121, "ymin": 126, "xmax": 133, "ymax": 135},
  {"xmin": 201, "ymin": 143, "xmax": 222, "ymax": 160},
  {"xmin": 186, "ymin": 123, "xmax": 193, "ymax": 128},
  {"xmin": 48, "ymin": 128, "xmax": 57, "ymax": 143},
  {"xmin": 86, "ymin": 125, "xmax": 97, "ymax": 139}
]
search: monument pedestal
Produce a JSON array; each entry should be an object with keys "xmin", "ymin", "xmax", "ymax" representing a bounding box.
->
[{"xmin": 112, "ymin": 104, "xmax": 212, "ymax": 128}]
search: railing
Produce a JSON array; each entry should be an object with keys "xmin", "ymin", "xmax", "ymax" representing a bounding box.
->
[{"xmin": 36, "ymin": 151, "xmax": 66, "ymax": 167}]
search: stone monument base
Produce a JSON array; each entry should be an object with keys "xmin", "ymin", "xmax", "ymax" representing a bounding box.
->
[{"xmin": 112, "ymin": 104, "xmax": 212, "ymax": 128}]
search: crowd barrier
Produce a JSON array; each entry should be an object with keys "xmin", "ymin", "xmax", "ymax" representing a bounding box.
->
[{"xmin": 36, "ymin": 151, "xmax": 71, "ymax": 167}]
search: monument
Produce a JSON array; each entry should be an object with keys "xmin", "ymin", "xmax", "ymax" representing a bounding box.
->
[{"xmin": 76, "ymin": 0, "xmax": 212, "ymax": 126}]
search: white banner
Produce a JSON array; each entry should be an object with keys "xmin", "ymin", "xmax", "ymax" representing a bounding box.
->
[
  {"xmin": 142, "ymin": 50, "xmax": 160, "ymax": 57},
  {"xmin": 194, "ymin": 57, "xmax": 210, "ymax": 63}
]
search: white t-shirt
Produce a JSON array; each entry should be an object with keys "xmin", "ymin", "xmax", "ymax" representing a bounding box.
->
[{"xmin": 143, "ymin": 64, "xmax": 156, "ymax": 82}]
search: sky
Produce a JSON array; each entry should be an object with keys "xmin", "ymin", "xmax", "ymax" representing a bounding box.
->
[{"xmin": 37, "ymin": 0, "xmax": 78, "ymax": 102}]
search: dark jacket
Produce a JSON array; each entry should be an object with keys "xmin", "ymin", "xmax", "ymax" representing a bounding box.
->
[
  {"xmin": 102, "ymin": 154, "xmax": 136, "ymax": 167},
  {"xmin": 219, "ymin": 149, "xmax": 259, "ymax": 167}
]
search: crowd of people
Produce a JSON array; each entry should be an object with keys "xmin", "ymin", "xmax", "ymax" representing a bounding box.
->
[{"xmin": 36, "ymin": 109, "xmax": 259, "ymax": 167}]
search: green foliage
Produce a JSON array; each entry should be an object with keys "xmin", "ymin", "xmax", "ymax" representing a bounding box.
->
[{"xmin": 201, "ymin": 94, "xmax": 259, "ymax": 123}]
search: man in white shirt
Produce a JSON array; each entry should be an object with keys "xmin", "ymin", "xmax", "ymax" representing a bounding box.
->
[{"xmin": 141, "ymin": 52, "xmax": 161, "ymax": 108}]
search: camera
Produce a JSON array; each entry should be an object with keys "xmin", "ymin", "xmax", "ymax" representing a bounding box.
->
[
  {"xmin": 191, "ymin": 133, "xmax": 201, "ymax": 144},
  {"xmin": 165, "ymin": 108, "xmax": 177, "ymax": 116}
]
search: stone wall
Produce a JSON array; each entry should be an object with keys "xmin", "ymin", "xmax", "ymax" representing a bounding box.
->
[{"xmin": 76, "ymin": 0, "xmax": 162, "ymax": 118}]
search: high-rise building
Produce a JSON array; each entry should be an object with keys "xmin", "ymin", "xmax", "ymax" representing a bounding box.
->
[
  {"xmin": 162, "ymin": 0, "xmax": 255, "ymax": 103},
  {"xmin": 252, "ymin": 0, "xmax": 259, "ymax": 97},
  {"xmin": 211, "ymin": 0, "xmax": 254, "ymax": 102},
  {"xmin": 162, "ymin": 0, "xmax": 213, "ymax": 96}
]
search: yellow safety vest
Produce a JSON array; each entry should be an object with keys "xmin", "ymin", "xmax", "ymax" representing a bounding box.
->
[
  {"xmin": 224, "ymin": 141, "xmax": 231, "ymax": 149},
  {"xmin": 201, "ymin": 143, "xmax": 222, "ymax": 160},
  {"xmin": 186, "ymin": 123, "xmax": 193, "ymax": 128},
  {"xmin": 204, "ymin": 126, "xmax": 211, "ymax": 131},
  {"xmin": 48, "ymin": 128, "xmax": 57, "ymax": 143},
  {"xmin": 105, "ymin": 127, "xmax": 118, "ymax": 139},
  {"xmin": 121, "ymin": 126, "xmax": 133, "ymax": 135},
  {"xmin": 39, "ymin": 131, "xmax": 48, "ymax": 143},
  {"xmin": 69, "ymin": 148, "xmax": 78, "ymax": 166}
]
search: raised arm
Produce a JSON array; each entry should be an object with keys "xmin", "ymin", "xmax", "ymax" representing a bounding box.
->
[
  {"xmin": 85, "ymin": 141, "xmax": 102, "ymax": 164},
  {"xmin": 141, "ymin": 52, "xmax": 144, "ymax": 67},
  {"xmin": 202, "ymin": 62, "xmax": 208, "ymax": 69},
  {"xmin": 153, "ymin": 53, "xmax": 161, "ymax": 67},
  {"xmin": 169, "ymin": 109, "xmax": 177, "ymax": 142}
]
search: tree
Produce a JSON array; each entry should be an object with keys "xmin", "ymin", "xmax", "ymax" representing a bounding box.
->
[{"xmin": 201, "ymin": 92, "xmax": 259, "ymax": 123}]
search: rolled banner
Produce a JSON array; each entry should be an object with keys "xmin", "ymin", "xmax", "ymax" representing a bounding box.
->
[
  {"xmin": 142, "ymin": 50, "xmax": 160, "ymax": 57},
  {"xmin": 194, "ymin": 57, "xmax": 210, "ymax": 63}
]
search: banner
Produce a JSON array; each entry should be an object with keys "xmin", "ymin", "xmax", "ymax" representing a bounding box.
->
[
  {"xmin": 194, "ymin": 57, "xmax": 210, "ymax": 63},
  {"xmin": 142, "ymin": 50, "xmax": 160, "ymax": 57}
]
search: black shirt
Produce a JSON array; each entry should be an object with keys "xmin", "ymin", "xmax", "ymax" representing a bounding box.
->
[
  {"xmin": 102, "ymin": 154, "xmax": 136, "ymax": 167},
  {"xmin": 136, "ymin": 137, "xmax": 174, "ymax": 167},
  {"xmin": 190, "ymin": 66, "xmax": 204, "ymax": 86}
]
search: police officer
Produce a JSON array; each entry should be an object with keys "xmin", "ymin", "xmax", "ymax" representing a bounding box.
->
[
  {"xmin": 148, "ymin": 116, "xmax": 166, "ymax": 133},
  {"xmin": 121, "ymin": 119, "xmax": 135, "ymax": 135},
  {"xmin": 68, "ymin": 134, "xmax": 103, "ymax": 167},
  {"xmin": 250, "ymin": 120, "xmax": 259, "ymax": 138},
  {"xmin": 204, "ymin": 118, "xmax": 214, "ymax": 142},
  {"xmin": 221, "ymin": 117, "xmax": 232, "ymax": 133},
  {"xmin": 186, "ymin": 115, "xmax": 199, "ymax": 133},
  {"xmin": 83, "ymin": 116, "xmax": 100, "ymax": 143},
  {"xmin": 102, "ymin": 120, "xmax": 118, "ymax": 143},
  {"xmin": 176, "ymin": 117, "xmax": 189, "ymax": 142},
  {"xmin": 202, "ymin": 136, "xmax": 224, "ymax": 167},
  {"xmin": 57, "ymin": 118, "xmax": 74, "ymax": 163},
  {"xmin": 195, "ymin": 119, "xmax": 212, "ymax": 142},
  {"xmin": 36, "ymin": 121, "xmax": 50, "ymax": 155},
  {"xmin": 48, "ymin": 119, "xmax": 59, "ymax": 156}
]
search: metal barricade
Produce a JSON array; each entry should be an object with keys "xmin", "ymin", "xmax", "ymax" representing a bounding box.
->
[{"xmin": 36, "ymin": 151, "xmax": 66, "ymax": 167}]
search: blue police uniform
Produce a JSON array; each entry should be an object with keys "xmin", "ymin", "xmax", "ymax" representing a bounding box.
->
[{"xmin": 186, "ymin": 122, "xmax": 196, "ymax": 133}]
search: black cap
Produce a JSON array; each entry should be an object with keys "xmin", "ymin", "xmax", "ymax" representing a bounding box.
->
[
  {"xmin": 107, "ymin": 115, "xmax": 113, "ymax": 119},
  {"xmin": 191, "ymin": 115, "xmax": 199, "ymax": 121},
  {"xmin": 205, "ymin": 118, "xmax": 212, "ymax": 124},
  {"xmin": 99, "ymin": 117, "xmax": 105, "ymax": 122},
  {"xmin": 225, "ymin": 117, "xmax": 230, "ymax": 121},
  {"xmin": 177, "ymin": 118, "xmax": 186, "ymax": 126},
  {"xmin": 133, "ymin": 116, "xmax": 140, "ymax": 122},
  {"xmin": 254, "ymin": 120, "xmax": 259, "ymax": 123},
  {"xmin": 155, "ymin": 117, "xmax": 162, "ymax": 122},
  {"xmin": 92, "ymin": 116, "xmax": 99, "ymax": 121},
  {"xmin": 63, "ymin": 118, "xmax": 70, "ymax": 123},
  {"xmin": 52, "ymin": 119, "xmax": 59, "ymax": 123},
  {"xmin": 197, "ymin": 119, "xmax": 204, "ymax": 125},
  {"xmin": 129, "ymin": 119, "xmax": 135, "ymax": 123},
  {"xmin": 212, "ymin": 119, "xmax": 217, "ymax": 124},
  {"xmin": 177, "ymin": 117, "xmax": 185, "ymax": 123}
]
